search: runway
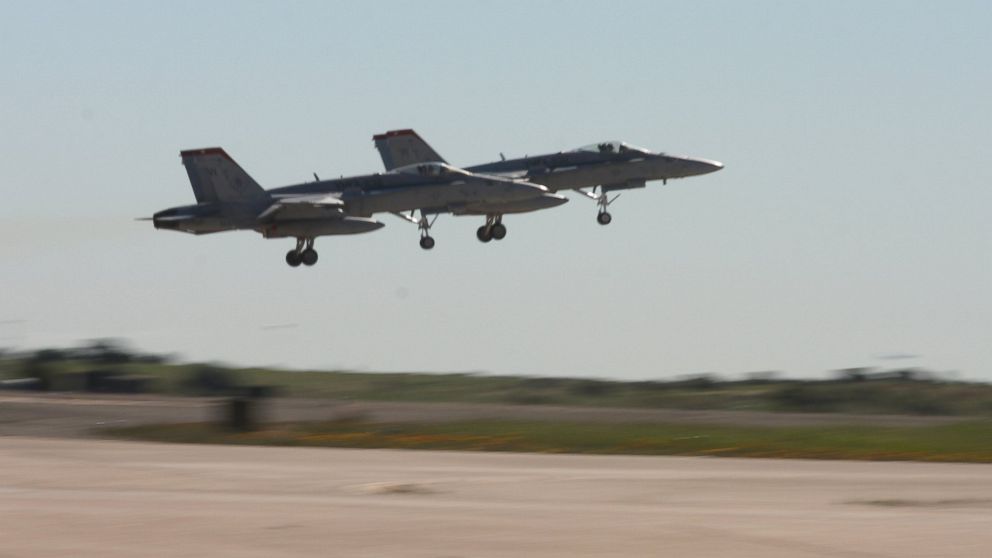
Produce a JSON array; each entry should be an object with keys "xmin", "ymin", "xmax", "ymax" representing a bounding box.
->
[{"xmin": 1, "ymin": 437, "xmax": 990, "ymax": 557}]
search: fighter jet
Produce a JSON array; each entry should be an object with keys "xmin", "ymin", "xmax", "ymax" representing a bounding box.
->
[
  {"xmin": 373, "ymin": 129, "xmax": 723, "ymax": 231},
  {"xmin": 147, "ymin": 147, "xmax": 563, "ymax": 267}
]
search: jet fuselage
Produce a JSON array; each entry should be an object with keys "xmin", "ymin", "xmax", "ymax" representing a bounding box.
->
[
  {"xmin": 465, "ymin": 142, "xmax": 723, "ymax": 192},
  {"xmin": 269, "ymin": 163, "xmax": 561, "ymax": 217}
]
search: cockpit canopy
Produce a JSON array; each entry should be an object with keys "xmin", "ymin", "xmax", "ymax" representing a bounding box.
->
[
  {"xmin": 575, "ymin": 141, "xmax": 652, "ymax": 155},
  {"xmin": 392, "ymin": 161, "xmax": 469, "ymax": 177}
]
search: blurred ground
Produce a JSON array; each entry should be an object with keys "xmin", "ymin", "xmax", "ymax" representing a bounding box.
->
[
  {"xmin": 2, "ymin": 436, "xmax": 991, "ymax": 557},
  {"xmin": 0, "ymin": 392, "xmax": 965, "ymax": 439}
]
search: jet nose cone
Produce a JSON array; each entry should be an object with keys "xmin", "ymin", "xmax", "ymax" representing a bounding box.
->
[
  {"xmin": 666, "ymin": 156, "xmax": 724, "ymax": 178},
  {"xmin": 693, "ymin": 158, "xmax": 724, "ymax": 175}
]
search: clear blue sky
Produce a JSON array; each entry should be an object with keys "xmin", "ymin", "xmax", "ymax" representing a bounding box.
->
[{"xmin": 1, "ymin": 1, "xmax": 989, "ymax": 379}]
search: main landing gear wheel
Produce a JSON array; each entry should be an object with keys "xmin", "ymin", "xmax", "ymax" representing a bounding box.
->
[
  {"xmin": 419, "ymin": 236, "xmax": 435, "ymax": 250},
  {"xmin": 300, "ymin": 248, "xmax": 318, "ymax": 266},
  {"xmin": 491, "ymin": 222, "xmax": 507, "ymax": 240},
  {"xmin": 477, "ymin": 214, "xmax": 505, "ymax": 243},
  {"xmin": 286, "ymin": 237, "xmax": 317, "ymax": 268},
  {"xmin": 476, "ymin": 225, "xmax": 493, "ymax": 243},
  {"xmin": 597, "ymin": 211, "xmax": 612, "ymax": 225}
]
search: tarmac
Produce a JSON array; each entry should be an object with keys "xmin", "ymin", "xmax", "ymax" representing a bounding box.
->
[{"xmin": 2, "ymin": 436, "xmax": 991, "ymax": 557}]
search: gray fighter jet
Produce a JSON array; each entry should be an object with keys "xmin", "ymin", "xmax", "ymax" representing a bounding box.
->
[
  {"xmin": 373, "ymin": 129, "xmax": 723, "ymax": 233},
  {"xmin": 148, "ymin": 147, "xmax": 563, "ymax": 267}
]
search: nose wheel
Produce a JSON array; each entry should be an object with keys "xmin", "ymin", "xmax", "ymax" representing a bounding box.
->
[
  {"xmin": 389, "ymin": 210, "xmax": 440, "ymax": 250},
  {"xmin": 286, "ymin": 237, "xmax": 318, "ymax": 267},
  {"xmin": 418, "ymin": 211, "xmax": 437, "ymax": 250},
  {"xmin": 579, "ymin": 187, "xmax": 620, "ymax": 226},
  {"xmin": 477, "ymin": 215, "xmax": 506, "ymax": 243}
]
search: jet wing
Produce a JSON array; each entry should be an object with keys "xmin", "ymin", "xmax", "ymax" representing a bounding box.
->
[{"xmin": 261, "ymin": 194, "xmax": 346, "ymax": 221}]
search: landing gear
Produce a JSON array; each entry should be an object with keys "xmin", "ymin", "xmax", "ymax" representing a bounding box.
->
[
  {"xmin": 389, "ymin": 210, "xmax": 439, "ymax": 250},
  {"xmin": 418, "ymin": 212, "xmax": 437, "ymax": 250},
  {"xmin": 476, "ymin": 225, "xmax": 492, "ymax": 243},
  {"xmin": 579, "ymin": 187, "xmax": 620, "ymax": 226},
  {"xmin": 300, "ymin": 248, "xmax": 318, "ymax": 266},
  {"xmin": 286, "ymin": 250, "xmax": 302, "ymax": 267},
  {"xmin": 286, "ymin": 237, "xmax": 318, "ymax": 268},
  {"xmin": 477, "ymin": 215, "xmax": 506, "ymax": 243},
  {"xmin": 491, "ymin": 222, "xmax": 507, "ymax": 239}
]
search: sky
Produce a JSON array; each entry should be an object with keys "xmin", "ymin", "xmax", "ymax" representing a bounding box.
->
[{"xmin": 1, "ymin": 1, "xmax": 989, "ymax": 380}]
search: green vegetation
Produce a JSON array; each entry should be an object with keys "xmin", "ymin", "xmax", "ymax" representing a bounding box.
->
[
  {"xmin": 3, "ymin": 342, "xmax": 992, "ymax": 417},
  {"xmin": 106, "ymin": 419, "xmax": 992, "ymax": 463}
]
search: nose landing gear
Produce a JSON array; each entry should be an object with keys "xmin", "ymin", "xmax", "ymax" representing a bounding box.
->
[
  {"xmin": 389, "ymin": 210, "xmax": 439, "ymax": 250},
  {"xmin": 418, "ymin": 212, "xmax": 437, "ymax": 250},
  {"xmin": 579, "ymin": 187, "xmax": 620, "ymax": 226}
]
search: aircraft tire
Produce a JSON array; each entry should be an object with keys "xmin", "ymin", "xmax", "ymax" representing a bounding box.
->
[
  {"xmin": 286, "ymin": 250, "xmax": 303, "ymax": 267},
  {"xmin": 419, "ymin": 236, "xmax": 435, "ymax": 250},
  {"xmin": 597, "ymin": 212, "xmax": 612, "ymax": 225},
  {"xmin": 491, "ymin": 223, "xmax": 507, "ymax": 240},
  {"xmin": 301, "ymin": 248, "xmax": 318, "ymax": 266},
  {"xmin": 476, "ymin": 226, "xmax": 493, "ymax": 243}
]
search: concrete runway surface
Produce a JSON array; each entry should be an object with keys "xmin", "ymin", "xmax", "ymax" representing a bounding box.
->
[{"xmin": 1, "ymin": 437, "xmax": 990, "ymax": 557}]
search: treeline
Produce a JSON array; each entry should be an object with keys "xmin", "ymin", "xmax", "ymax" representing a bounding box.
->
[
  {"xmin": 0, "ymin": 340, "xmax": 257, "ymax": 396},
  {"xmin": 2, "ymin": 342, "xmax": 990, "ymax": 417}
]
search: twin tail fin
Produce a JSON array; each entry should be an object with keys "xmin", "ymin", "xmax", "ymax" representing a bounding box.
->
[
  {"xmin": 372, "ymin": 129, "xmax": 446, "ymax": 171},
  {"xmin": 180, "ymin": 148, "xmax": 268, "ymax": 204}
]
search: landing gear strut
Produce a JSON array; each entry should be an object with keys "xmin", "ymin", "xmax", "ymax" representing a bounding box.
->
[
  {"xmin": 390, "ymin": 210, "xmax": 439, "ymax": 250},
  {"xmin": 286, "ymin": 237, "xmax": 318, "ymax": 267},
  {"xmin": 418, "ymin": 212, "xmax": 437, "ymax": 250},
  {"xmin": 579, "ymin": 187, "xmax": 620, "ymax": 226},
  {"xmin": 477, "ymin": 214, "xmax": 506, "ymax": 243}
]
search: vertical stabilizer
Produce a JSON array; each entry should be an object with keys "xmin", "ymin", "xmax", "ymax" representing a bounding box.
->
[
  {"xmin": 372, "ymin": 129, "xmax": 447, "ymax": 171},
  {"xmin": 180, "ymin": 148, "xmax": 268, "ymax": 204}
]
